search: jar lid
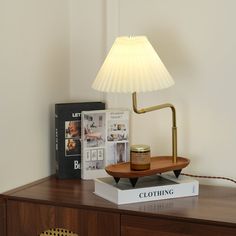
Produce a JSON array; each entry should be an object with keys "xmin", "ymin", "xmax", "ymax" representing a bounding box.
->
[{"xmin": 131, "ymin": 144, "xmax": 150, "ymax": 152}]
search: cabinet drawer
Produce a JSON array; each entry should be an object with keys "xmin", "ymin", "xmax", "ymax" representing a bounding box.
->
[
  {"xmin": 121, "ymin": 215, "xmax": 236, "ymax": 236},
  {"xmin": 80, "ymin": 209, "xmax": 120, "ymax": 236},
  {"xmin": 7, "ymin": 200, "xmax": 81, "ymax": 236},
  {"xmin": 7, "ymin": 200, "xmax": 120, "ymax": 236}
]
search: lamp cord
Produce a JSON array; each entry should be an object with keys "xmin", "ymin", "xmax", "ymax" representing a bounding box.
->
[{"xmin": 181, "ymin": 173, "xmax": 236, "ymax": 184}]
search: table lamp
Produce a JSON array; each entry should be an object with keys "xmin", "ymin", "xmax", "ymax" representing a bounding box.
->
[{"xmin": 92, "ymin": 36, "xmax": 189, "ymax": 180}]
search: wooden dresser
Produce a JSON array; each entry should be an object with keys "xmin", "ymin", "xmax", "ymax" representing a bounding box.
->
[{"xmin": 0, "ymin": 175, "xmax": 235, "ymax": 236}]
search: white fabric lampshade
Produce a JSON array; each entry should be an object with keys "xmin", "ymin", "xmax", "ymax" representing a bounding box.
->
[{"xmin": 92, "ymin": 36, "xmax": 174, "ymax": 93}]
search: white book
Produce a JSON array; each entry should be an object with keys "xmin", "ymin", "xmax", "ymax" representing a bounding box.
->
[
  {"xmin": 94, "ymin": 174, "xmax": 199, "ymax": 204},
  {"xmin": 81, "ymin": 109, "xmax": 130, "ymax": 179}
]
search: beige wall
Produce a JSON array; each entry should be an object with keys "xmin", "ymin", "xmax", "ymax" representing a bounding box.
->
[
  {"xmin": 0, "ymin": 0, "xmax": 70, "ymax": 192},
  {"xmin": 107, "ymin": 0, "xmax": 236, "ymax": 186},
  {"xmin": 1, "ymin": 0, "xmax": 235, "ymax": 192},
  {"xmin": 69, "ymin": 0, "xmax": 105, "ymax": 102}
]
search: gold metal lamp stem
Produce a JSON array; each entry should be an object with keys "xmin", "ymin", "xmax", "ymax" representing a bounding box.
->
[{"xmin": 132, "ymin": 92, "xmax": 177, "ymax": 163}]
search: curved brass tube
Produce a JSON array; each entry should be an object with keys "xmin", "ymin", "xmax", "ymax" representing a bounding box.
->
[{"xmin": 132, "ymin": 92, "xmax": 177, "ymax": 163}]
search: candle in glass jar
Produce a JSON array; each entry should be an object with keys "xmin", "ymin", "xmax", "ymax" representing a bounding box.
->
[{"xmin": 130, "ymin": 144, "xmax": 151, "ymax": 170}]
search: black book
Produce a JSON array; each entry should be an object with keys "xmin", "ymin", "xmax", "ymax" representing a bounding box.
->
[{"xmin": 55, "ymin": 102, "xmax": 105, "ymax": 179}]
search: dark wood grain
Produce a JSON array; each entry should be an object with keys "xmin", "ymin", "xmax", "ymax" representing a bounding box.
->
[
  {"xmin": 7, "ymin": 200, "xmax": 82, "ymax": 236},
  {"xmin": 0, "ymin": 197, "xmax": 6, "ymax": 236},
  {"xmin": 81, "ymin": 210, "xmax": 120, "ymax": 236},
  {"xmin": 121, "ymin": 215, "xmax": 236, "ymax": 236},
  {"xmin": 2, "ymin": 175, "xmax": 236, "ymax": 236},
  {"xmin": 55, "ymin": 206, "xmax": 82, "ymax": 233},
  {"xmin": 105, "ymin": 156, "xmax": 190, "ymax": 178},
  {"xmin": 7, "ymin": 200, "xmax": 56, "ymax": 236},
  {"xmin": 3, "ymin": 176, "xmax": 236, "ymax": 227}
]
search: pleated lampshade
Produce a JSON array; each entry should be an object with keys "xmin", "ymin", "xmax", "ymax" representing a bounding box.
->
[{"xmin": 92, "ymin": 36, "xmax": 174, "ymax": 93}]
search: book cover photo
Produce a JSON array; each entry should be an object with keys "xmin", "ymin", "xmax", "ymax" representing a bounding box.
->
[
  {"xmin": 81, "ymin": 110, "xmax": 130, "ymax": 180},
  {"xmin": 55, "ymin": 102, "xmax": 105, "ymax": 179}
]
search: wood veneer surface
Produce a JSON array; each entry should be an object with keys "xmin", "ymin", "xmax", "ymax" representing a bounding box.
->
[
  {"xmin": 2, "ymin": 175, "xmax": 236, "ymax": 227},
  {"xmin": 0, "ymin": 197, "xmax": 6, "ymax": 236}
]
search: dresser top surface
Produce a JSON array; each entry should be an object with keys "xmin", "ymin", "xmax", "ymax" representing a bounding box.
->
[{"xmin": 2, "ymin": 175, "xmax": 236, "ymax": 226}]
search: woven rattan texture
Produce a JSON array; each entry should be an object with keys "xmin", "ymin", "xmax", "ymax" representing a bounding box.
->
[{"xmin": 39, "ymin": 228, "xmax": 78, "ymax": 236}]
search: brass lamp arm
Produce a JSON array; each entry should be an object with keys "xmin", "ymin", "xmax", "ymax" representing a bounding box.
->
[{"xmin": 132, "ymin": 92, "xmax": 177, "ymax": 163}]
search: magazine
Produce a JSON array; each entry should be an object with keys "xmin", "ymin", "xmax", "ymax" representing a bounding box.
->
[{"xmin": 81, "ymin": 110, "xmax": 130, "ymax": 179}]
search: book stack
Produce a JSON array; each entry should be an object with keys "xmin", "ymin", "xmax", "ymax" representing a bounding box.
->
[
  {"xmin": 94, "ymin": 174, "xmax": 199, "ymax": 204},
  {"xmin": 55, "ymin": 102, "xmax": 129, "ymax": 180},
  {"xmin": 55, "ymin": 102, "xmax": 105, "ymax": 179}
]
